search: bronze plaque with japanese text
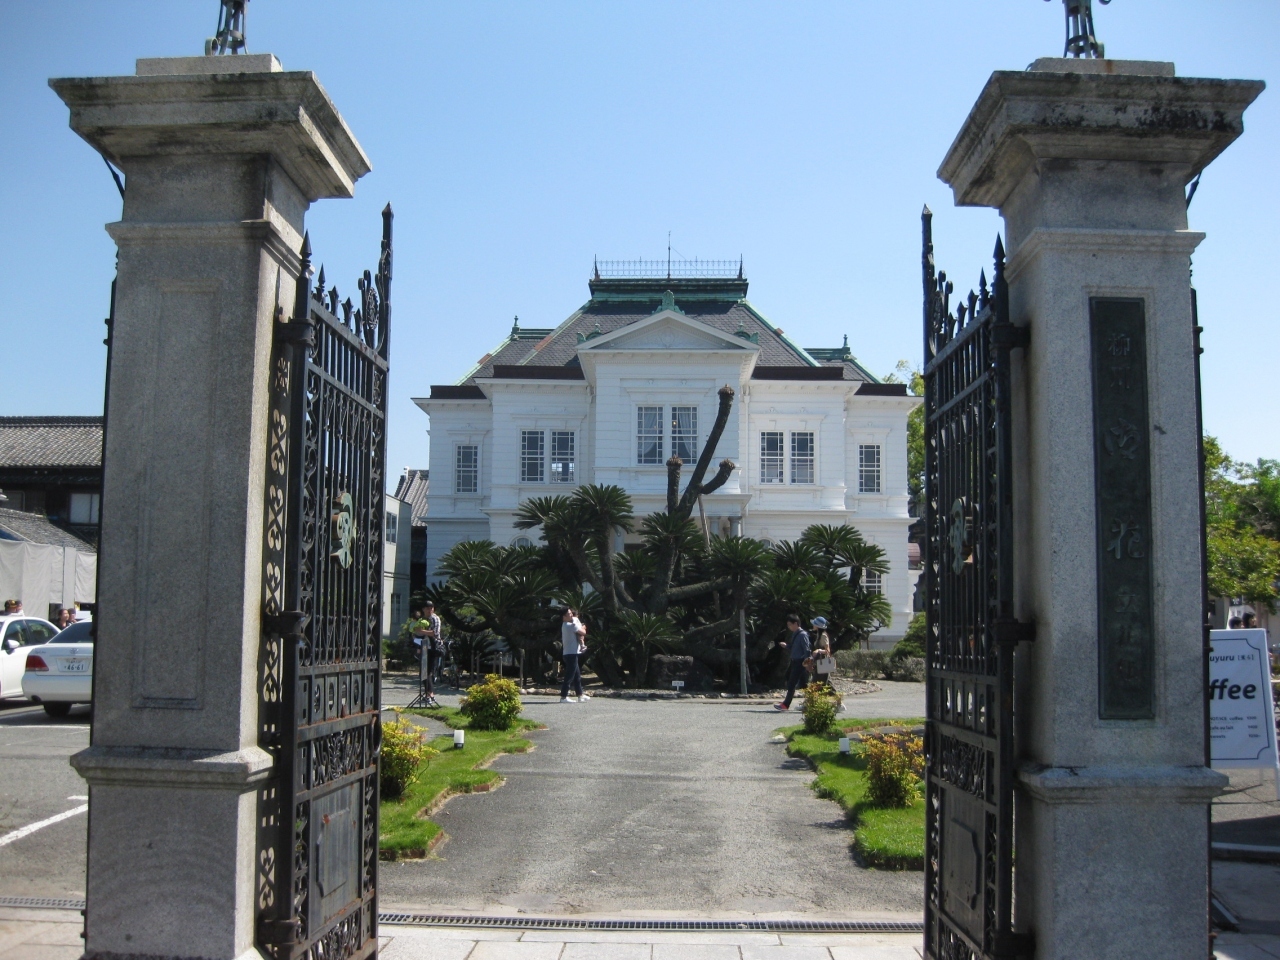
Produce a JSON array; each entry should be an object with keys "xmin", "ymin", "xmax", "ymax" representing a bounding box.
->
[{"xmin": 1091, "ymin": 298, "xmax": 1155, "ymax": 719}]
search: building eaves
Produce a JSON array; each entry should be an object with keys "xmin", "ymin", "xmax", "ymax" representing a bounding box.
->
[
  {"xmin": 393, "ymin": 468, "xmax": 429, "ymax": 526},
  {"xmin": 0, "ymin": 508, "xmax": 96, "ymax": 550},
  {"xmin": 0, "ymin": 417, "xmax": 104, "ymax": 468}
]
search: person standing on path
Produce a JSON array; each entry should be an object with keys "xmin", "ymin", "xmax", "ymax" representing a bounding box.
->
[
  {"xmin": 775, "ymin": 613, "xmax": 811, "ymax": 711},
  {"xmin": 559, "ymin": 607, "xmax": 590, "ymax": 703},
  {"xmin": 418, "ymin": 601, "xmax": 444, "ymax": 706},
  {"xmin": 810, "ymin": 616, "xmax": 835, "ymax": 691}
]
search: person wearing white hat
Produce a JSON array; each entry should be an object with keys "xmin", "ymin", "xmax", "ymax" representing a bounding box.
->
[{"xmin": 810, "ymin": 617, "xmax": 836, "ymax": 689}]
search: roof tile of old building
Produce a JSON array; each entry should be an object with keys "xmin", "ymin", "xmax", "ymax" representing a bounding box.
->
[
  {"xmin": 449, "ymin": 274, "xmax": 879, "ymax": 387},
  {"xmin": 0, "ymin": 507, "xmax": 96, "ymax": 550},
  {"xmin": 0, "ymin": 417, "xmax": 104, "ymax": 468}
]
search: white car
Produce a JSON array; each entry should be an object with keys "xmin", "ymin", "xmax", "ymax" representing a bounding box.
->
[
  {"xmin": 23, "ymin": 620, "xmax": 94, "ymax": 717},
  {"xmin": 0, "ymin": 615, "xmax": 60, "ymax": 701}
]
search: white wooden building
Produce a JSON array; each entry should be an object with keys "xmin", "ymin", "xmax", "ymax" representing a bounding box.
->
[{"xmin": 413, "ymin": 267, "xmax": 920, "ymax": 642}]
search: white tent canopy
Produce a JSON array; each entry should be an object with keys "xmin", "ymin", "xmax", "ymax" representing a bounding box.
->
[{"xmin": 0, "ymin": 540, "xmax": 96, "ymax": 614}]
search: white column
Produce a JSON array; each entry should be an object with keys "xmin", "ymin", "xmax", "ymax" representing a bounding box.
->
[
  {"xmin": 939, "ymin": 58, "xmax": 1262, "ymax": 960},
  {"xmin": 52, "ymin": 54, "xmax": 369, "ymax": 960}
]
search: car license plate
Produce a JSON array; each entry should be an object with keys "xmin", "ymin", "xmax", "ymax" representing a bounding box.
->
[{"xmin": 63, "ymin": 659, "xmax": 89, "ymax": 673}]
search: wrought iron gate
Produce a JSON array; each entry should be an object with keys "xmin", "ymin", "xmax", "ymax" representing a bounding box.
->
[
  {"xmin": 256, "ymin": 206, "xmax": 393, "ymax": 960},
  {"xmin": 921, "ymin": 208, "xmax": 1033, "ymax": 960}
]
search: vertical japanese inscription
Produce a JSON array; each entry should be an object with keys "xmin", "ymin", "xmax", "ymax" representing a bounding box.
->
[{"xmin": 1091, "ymin": 299, "xmax": 1155, "ymax": 719}]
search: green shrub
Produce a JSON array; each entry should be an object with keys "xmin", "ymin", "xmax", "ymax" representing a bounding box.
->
[
  {"xmin": 836, "ymin": 650, "xmax": 888, "ymax": 679},
  {"xmin": 864, "ymin": 732, "xmax": 925, "ymax": 808},
  {"xmin": 884, "ymin": 657, "xmax": 925, "ymax": 683},
  {"xmin": 891, "ymin": 612, "xmax": 926, "ymax": 660},
  {"xmin": 460, "ymin": 674, "xmax": 523, "ymax": 730},
  {"xmin": 801, "ymin": 682, "xmax": 843, "ymax": 734},
  {"xmin": 380, "ymin": 714, "xmax": 439, "ymax": 799}
]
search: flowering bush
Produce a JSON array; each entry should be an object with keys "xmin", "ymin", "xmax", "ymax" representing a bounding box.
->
[
  {"xmin": 460, "ymin": 674, "xmax": 523, "ymax": 730},
  {"xmin": 801, "ymin": 682, "xmax": 843, "ymax": 734},
  {"xmin": 864, "ymin": 733, "xmax": 925, "ymax": 807},
  {"xmin": 380, "ymin": 714, "xmax": 439, "ymax": 799}
]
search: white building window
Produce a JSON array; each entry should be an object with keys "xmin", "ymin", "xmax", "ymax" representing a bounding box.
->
[
  {"xmin": 637, "ymin": 406, "xmax": 663, "ymax": 464},
  {"xmin": 513, "ymin": 536, "xmax": 533, "ymax": 548},
  {"xmin": 760, "ymin": 432, "xmax": 784, "ymax": 484},
  {"xmin": 385, "ymin": 510, "xmax": 398, "ymax": 544},
  {"xmin": 550, "ymin": 431, "xmax": 575, "ymax": 483},
  {"xmin": 455, "ymin": 445, "xmax": 479, "ymax": 493},
  {"xmin": 69, "ymin": 492, "xmax": 100, "ymax": 524},
  {"xmin": 859, "ymin": 444, "xmax": 882, "ymax": 493},
  {"xmin": 790, "ymin": 432, "xmax": 815, "ymax": 484},
  {"xmin": 863, "ymin": 570, "xmax": 883, "ymax": 595},
  {"xmin": 671, "ymin": 406, "xmax": 698, "ymax": 463},
  {"xmin": 521, "ymin": 430, "xmax": 545, "ymax": 483}
]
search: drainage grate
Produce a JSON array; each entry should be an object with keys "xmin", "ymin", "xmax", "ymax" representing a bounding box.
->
[
  {"xmin": 0, "ymin": 896, "xmax": 86, "ymax": 911},
  {"xmin": 0, "ymin": 898, "xmax": 923, "ymax": 935},
  {"xmin": 377, "ymin": 914, "xmax": 924, "ymax": 933}
]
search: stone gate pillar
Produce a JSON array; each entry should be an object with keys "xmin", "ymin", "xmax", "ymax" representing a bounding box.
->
[
  {"xmin": 52, "ymin": 55, "xmax": 369, "ymax": 960},
  {"xmin": 938, "ymin": 59, "xmax": 1262, "ymax": 959}
]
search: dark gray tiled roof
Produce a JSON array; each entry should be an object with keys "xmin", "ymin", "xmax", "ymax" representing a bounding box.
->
[
  {"xmin": 393, "ymin": 469, "xmax": 429, "ymax": 526},
  {"xmin": 0, "ymin": 417, "xmax": 103, "ymax": 468},
  {"xmin": 0, "ymin": 508, "xmax": 96, "ymax": 550},
  {"xmin": 456, "ymin": 277, "xmax": 847, "ymax": 386}
]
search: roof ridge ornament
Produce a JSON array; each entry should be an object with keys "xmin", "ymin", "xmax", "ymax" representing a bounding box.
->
[
  {"xmin": 1045, "ymin": 0, "xmax": 1111, "ymax": 59},
  {"xmin": 205, "ymin": 0, "xmax": 248, "ymax": 56},
  {"xmin": 656, "ymin": 289, "xmax": 685, "ymax": 315}
]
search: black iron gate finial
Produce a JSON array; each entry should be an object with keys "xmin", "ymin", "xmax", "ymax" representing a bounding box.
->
[
  {"xmin": 1044, "ymin": 0, "xmax": 1111, "ymax": 59},
  {"xmin": 206, "ymin": 0, "xmax": 248, "ymax": 56}
]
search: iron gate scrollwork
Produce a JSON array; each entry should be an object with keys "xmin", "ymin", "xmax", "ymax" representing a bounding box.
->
[
  {"xmin": 256, "ymin": 205, "xmax": 393, "ymax": 960},
  {"xmin": 921, "ymin": 208, "xmax": 1033, "ymax": 960}
]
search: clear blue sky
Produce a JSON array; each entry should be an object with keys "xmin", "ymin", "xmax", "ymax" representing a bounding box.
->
[{"xmin": 2, "ymin": 1, "xmax": 1276, "ymax": 485}]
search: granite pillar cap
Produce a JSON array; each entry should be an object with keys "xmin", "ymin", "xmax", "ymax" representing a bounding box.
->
[
  {"xmin": 938, "ymin": 68, "xmax": 1265, "ymax": 209},
  {"xmin": 49, "ymin": 59, "xmax": 370, "ymax": 201}
]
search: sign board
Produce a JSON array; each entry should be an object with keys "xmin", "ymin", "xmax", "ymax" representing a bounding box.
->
[{"xmin": 1208, "ymin": 630, "xmax": 1278, "ymax": 786}]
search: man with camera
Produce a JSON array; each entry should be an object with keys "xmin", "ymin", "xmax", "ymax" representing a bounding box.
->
[{"xmin": 414, "ymin": 601, "xmax": 444, "ymax": 707}]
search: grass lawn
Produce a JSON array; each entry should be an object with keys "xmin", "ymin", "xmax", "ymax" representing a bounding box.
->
[
  {"xmin": 378, "ymin": 708, "xmax": 542, "ymax": 858},
  {"xmin": 782, "ymin": 717, "xmax": 926, "ymax": 870}
]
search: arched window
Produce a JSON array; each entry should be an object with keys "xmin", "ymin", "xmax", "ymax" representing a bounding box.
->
[{"xmin": 513, "ymin": 536, "xmax": 533, "ymax": 548}]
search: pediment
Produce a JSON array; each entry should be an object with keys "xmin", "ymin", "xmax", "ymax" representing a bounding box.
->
[{"xmin": 578, "ymin": 311, "xmax": 756, "ymax": 353}]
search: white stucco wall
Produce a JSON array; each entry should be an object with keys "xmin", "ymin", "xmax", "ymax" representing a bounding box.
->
[{"xmin": 416, "ymin": 313, "xmax": 920, "ymax": 638}]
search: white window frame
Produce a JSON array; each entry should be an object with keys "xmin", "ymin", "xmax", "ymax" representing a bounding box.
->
[
  {"xmin": 790, "ymin": 432, "xmax": 816, "ymax": 484},
  {"xmin": 521, "ymin": 429, "xmax": 545, "ymax": 483},
  {"xmin": 863, "ymin": 570, "xmax": 884, "ymax": 595},
  {"xmin": 550, "ymin": 430, "xmax": 576, "ymax": 483},
  {"xmin": 858, "ymin": 443, "xmax": 882, "ymax": 494},
  {"xmin": 671, "ymin": 406, "xmax": 698, "ymax": 463},
  {"xmin": 760, "ymin": 431, "xmax": 785, "ymax": 484},
  {"xmin": 69, "ymin": 492, "xmax": 100, "ymax": 525},
  {"xmin": 637, "ymin": 406, "xmax": 664, "ymax": 465},
  {"xmin": 385, "ymin": 510, "xmax": 398, "ymax": 544},
  {"xmin": 455, "ymin": 444, "xmax": 479, "ymax": 494}
]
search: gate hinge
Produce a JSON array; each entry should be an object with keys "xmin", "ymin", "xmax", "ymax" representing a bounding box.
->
[
  {"xmin": 275, "ymin": 318, "xmax": 315, "ymax": 348},
  {"xmin": 257, "ymin": 916, "xmax": 301, "ymax": 945},
  {"xmin": 263, "ymin": 609, "xmax": 310, "ymax": 637},
  {"xmin": 994, "ymin": 618, "xmax": 1036, "ymax": 644},
  {"xmin": 992, "ymin": 322, "xmax": 1030, "ymax": 350}
]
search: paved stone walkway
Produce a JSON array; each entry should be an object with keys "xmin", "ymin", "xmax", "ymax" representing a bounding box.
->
[
  {"xmin": 379, "ymin": 685, "xmax": 926, "ymax": 918},
  {"xmin": 377, "ymin": 925, "xmax": 925, "ymax": 959}
]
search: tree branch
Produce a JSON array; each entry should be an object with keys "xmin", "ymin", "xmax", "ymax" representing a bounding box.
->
[
  {"xmin": 676, "ymin": 385, "xmax": 735, "ymax": 517},
  {"xmin": 666, "ymin": 456, "xmax": 682, "ymax": 514},
  {"xmin": 665, "ymin": 576, "xmax": 733, "ymax": 603},
  {"xmin": 699, "ymin": 459, "xmax": 736, "ymax": 497}
]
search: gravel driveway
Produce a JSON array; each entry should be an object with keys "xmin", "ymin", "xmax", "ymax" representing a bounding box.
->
[{"xmin": 380, "ymin": 683, "xmax": 925, "ymax": 919}]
